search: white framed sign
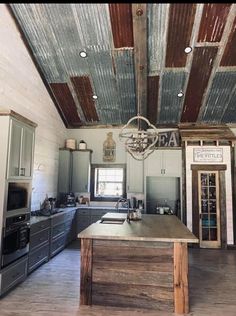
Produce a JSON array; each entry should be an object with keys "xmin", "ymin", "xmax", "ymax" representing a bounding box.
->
[{"xmin": 193, "ymin": 148, "xmax": 223, "ymax": 162}]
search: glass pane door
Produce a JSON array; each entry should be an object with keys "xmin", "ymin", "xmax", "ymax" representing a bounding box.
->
[{"xmin": 198, "ymin": 171, "xmax": 220, "ymax": 248}]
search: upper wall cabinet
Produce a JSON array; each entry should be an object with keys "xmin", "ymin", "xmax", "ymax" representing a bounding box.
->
[
  {"xmin": 72, "ymin": 150, "xmax": 92, "ymax": 193},
  {"xmin": 8, "ymin": 118, "xmax": 35, "ymax": 179},
  {"xmin": 144, "ymin": 149, "xmax": 182, "ymax": 177},
  {"xmin": 58, "ymin": 149, "xmax": 92, "ymax": 193},
  {"xmin": 58, "ymin": 149, "xmax": 72, "ymax": 193}
]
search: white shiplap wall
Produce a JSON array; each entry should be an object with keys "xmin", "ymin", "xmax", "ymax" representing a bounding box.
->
[{"xmin": 0, "ymin": 4, "xmax": 66, "ymax": 211}]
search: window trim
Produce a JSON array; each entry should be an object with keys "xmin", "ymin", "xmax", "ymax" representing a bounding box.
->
[{"xmin": 90, "ymin": 164, "xmax": 126, "ymax": 202}]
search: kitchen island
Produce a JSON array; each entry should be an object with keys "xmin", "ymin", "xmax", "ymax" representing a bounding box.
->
[{"xmin": 78, "ymin": 214, "xmax": 198, "ymax": 314}]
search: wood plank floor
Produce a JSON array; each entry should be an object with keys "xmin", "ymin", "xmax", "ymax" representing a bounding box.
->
[{"xmin": 0, "ymin": 240, "xmax": 236, "ymax": 315}]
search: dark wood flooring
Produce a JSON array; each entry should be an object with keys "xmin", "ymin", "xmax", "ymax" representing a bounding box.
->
[{"xmin": 0, "ymin": 240, "xmax": 236, "ymax": 315}]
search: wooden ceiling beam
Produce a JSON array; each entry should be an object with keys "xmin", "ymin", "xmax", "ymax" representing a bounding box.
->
[{"xmin": 132, "ymin": 4, "xmax": 147, "ymax": 119}]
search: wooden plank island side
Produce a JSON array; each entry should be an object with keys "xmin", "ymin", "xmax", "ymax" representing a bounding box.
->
[{"xmin": 78, "ymin": 215, "xmax": 198, "ymax": 314}]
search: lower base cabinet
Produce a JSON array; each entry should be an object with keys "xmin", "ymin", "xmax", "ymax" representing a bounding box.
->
[
  {"xmin": 28, "ymin": 218, "xmax": 50, "ymax": 273},
  {"xmin": 0, "ymin": 255, "xmax": 28, "ymax": 296}
]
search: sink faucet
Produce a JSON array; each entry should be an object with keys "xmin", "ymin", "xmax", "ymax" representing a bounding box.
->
[{"xmin": 115, "ymin": 198, "xmax": 131, "ymax": 222}]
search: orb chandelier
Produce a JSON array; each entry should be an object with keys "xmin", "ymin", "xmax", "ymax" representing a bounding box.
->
[{"xmin": 119, "ymin": 114, "xmax": 158, "ymax": 161}]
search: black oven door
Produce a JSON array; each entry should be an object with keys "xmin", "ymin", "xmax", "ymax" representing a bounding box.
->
[{"xmin": 2, "ymin": 222, "xmax": 30, "ymax": 268}]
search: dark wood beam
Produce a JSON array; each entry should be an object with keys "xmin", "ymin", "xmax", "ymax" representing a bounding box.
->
[{"xmin": 132, "ymin": 4, "xmax": 147, "ymax": 120}]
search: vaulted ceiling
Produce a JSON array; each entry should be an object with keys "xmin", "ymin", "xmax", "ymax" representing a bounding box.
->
[{"xmin": 9, "ymin": 3, "xmax": 236, "ymax": 128}]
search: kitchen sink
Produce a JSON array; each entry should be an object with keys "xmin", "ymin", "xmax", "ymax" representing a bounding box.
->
[{"xmin": 99, "ymin": 219, "xmax": 125, "ymax": 225}]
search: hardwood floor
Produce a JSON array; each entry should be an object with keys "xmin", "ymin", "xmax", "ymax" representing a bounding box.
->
[{"xmin": 0, "ymin": 241, "xmax": 236, "ymax": 315}]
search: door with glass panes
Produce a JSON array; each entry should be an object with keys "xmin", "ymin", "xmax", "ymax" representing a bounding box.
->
[{"xmin": 198, "ymin": 171, "xmax": 220, "ymax": 248}]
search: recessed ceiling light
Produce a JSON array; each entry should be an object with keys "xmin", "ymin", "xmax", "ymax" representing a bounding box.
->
[
  {"xmin": 79, "ymin": 51, "xmax": 87, "ymax": 58},
  {"xmin": 184, "ymin": 46, "xmax": 192, "ymax": 54},
  {"xmin": 177, "ymin": 90, "xmax": 184, "ymax": 98},
  {"xmin": 92, "ymin": 95, "xmax": 98, "ymax": 100}
]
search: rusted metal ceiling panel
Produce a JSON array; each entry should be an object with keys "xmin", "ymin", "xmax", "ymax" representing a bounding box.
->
[
  {"xmin": 200, "ymin": 72, "xmax": 236, "ymax": 123},
  {"xmin": 198, "ymin": 4, "xmax": 231, "ymax": 42},
  {"xmin": 71, "ymin": 76, "xmax": 99, "ymax": 123},
  {"xmin": 165, "ymin": 3, "xmax": 197, "ymax": 67},
  {"xmin": 158, "ymin": 71, "xmax": 187, "ymax": 124},
  {"xmin": 220, "ymin": 15, "xmax": 236, "ymax": 66},
  {"xmin": 113, "ymin": 49, "xmax": 136, "ymax": 123},
  {"xmin": 181, "ymin": 47, "xmax": 218, "ymax": 123},
  {"xmin": 109, "ymin": 4, "xmax": 133, "ymax": 48},
  {"xmin": 222, "ymin": 88, "xmax": 236, "ymax": 123},
  {"xmin": 147, "ymin": 76, "xmax": 159, "ymax": 125},
  {"xmin": 148, "ymin": 3, "xmax": 169, "ymax": 74},
  {"xmin": 50, "ymin": 83, "xmax": 81, "ymax": 127}
]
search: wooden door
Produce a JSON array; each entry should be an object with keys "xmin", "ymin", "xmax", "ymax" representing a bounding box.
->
[{"xmin": 198, "ymin": 171, "xmax": 221, "ymax": 248}]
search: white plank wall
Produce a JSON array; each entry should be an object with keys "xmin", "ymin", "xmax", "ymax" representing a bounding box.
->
[{"xmin": 0, "ymin": 4, "xmax": 66, "ymax": 210}]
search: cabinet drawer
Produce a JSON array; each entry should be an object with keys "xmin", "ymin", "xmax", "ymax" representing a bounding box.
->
[
  {"xmin": 64, "ymin": 211, "xmax": 72, "ymax": 222},
  {"xmin": 30, "ymin": 219, "xmax": 50, "ymax": 234},
  {"xmin": 51, "ymin": 213, "xmax": 65, "ymax": 226},
  {"xmin": 51, "ymin": 222, "xmax": 65, "ymax": 239},
  {"xmin": 77, "ymin": 209, "xmax": 91, "ymax": 216},
  {"xmin": 30, "ymin": 228, "xmax": 50, "ymax": 251},
  {"xmin": 50, "ymin": 235, "xmax": 66, "ymax": 258},
  {"xmin": 28, "ymin": 244, "xmax": 49, "ymax": 273},
  {"xmin": 1, "ymin": 256, "xmax": 27, "ymax": 295}
]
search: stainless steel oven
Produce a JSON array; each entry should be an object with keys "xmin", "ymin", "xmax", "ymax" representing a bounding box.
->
[{"xmin": 1, "ymin": 213, "xmax": 30, "ymax": 268}]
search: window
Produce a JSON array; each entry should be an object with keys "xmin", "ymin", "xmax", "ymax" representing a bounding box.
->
[{"xmin": 91, "ymin": 164, "xmax": 126, "ymax": 201}]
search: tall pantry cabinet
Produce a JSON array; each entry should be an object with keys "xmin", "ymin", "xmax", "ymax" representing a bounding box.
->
[{"xmin": 0, "ymin": 110, "xmax": 36, "ymax": 296}]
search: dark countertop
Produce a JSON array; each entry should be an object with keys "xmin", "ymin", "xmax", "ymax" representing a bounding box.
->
[{"xmin": 30, "ymin": 207, "xmax": 78, "ymax": 225}]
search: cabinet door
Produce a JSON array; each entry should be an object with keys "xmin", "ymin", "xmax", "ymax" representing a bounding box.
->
[
  {"xmin": 72, "ymin": 151, "xmax": 91, "ymax": 192},
  {"xmin": 8, "ymin": 119, "xmax": 35, "ymax": 179},
  {"xmin": 145, "ymin": 150, "xmax": 181, "ymax": 177},
  {"xmin": 58, "ymin": 150, "xmax": 72, "ymax": 193},
  {"xmin": 127, "ymin": 153, "xmax": 144, "ymax": 193},
  {"xmin": 8, "ymin": 119, "xmax": 22, "ymax": 177},
  {"xmin": 162, "ymin": 150, "xmax": 182, "ymax": 177},
  {"xmin": 21, "ymin": 126, "xmax": 34, "ymax": 177},
  {"xmin": 144, "ymin": 150, "xmax": 163, "ymax": 177}
]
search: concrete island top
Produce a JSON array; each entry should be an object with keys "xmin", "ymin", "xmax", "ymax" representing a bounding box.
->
[{"xmin": 78, "ymin": 213, "xmax": 199, "ymax": 243}]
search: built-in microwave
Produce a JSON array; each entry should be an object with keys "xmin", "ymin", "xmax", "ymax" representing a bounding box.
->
[{"xmin": 6, "ymin": 181, "xmax": 31, "ymax": 214}]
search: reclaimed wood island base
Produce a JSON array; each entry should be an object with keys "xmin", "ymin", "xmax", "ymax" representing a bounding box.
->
[{"xmin": 78, "ymin": 214, "xmax": 198, "ymax": 314}]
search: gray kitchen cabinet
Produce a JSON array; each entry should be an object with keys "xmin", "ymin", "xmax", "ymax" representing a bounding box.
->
[
  {"xmin": 126, "ymin": 153, "xmax": 144, "ymax": 193},
  {"xmin": 58, "ymin": 149, "xmax": 92, "ymax": 193},
  {"xmin": 0, "ymin": 255, "xmax": 28, "ymax": 296},
  {"xmin": 8, "ymin": 117, "xmax": 35, "ymax": 179},
  {"xmin": 58, "ymin": 149, "xmax": 72, "ymax": 193},
  {"xmin": 50, "ymin": 210, "xmax": 76, "ymax": 258},
  {"xmin": 76, "ymin": 208, "xmax": 118, "ymax": 234},
  {"xmin": 28, "ymin": 218, "xmax": 50, "ymax": 273},
  {"xmin": 76, "ymin": 209, "xmax": 91, "ymax": 234},
  {"xmin": 72, "ymin": 150, "xmax": 92, "ymax": 193}
]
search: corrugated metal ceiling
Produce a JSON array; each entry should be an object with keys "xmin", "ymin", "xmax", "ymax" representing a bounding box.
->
[{"xmin": 9, "ymin": 3, "xmax": 236, "ymax": 128}]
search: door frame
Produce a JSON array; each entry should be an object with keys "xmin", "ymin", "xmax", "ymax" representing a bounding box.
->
[{"xmin": 191, "ymin": 164, "xmax": 227, "ymax": 249}]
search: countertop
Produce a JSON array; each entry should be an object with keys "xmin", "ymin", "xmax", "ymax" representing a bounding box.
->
[
  {"xmin": 30, "ymin": 207, "xmax": 78, "ymax": 225},
  {"xmin": 78, "ymin": 213, "xmax": 199, "ymax": 243}
]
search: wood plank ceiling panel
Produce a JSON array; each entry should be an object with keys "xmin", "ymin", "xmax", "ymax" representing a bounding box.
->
[
  {"xmin": 180, "ymin": 47, "xmax": 218, "ymax": 123},
  {"xmin": 147, "ymin": 76, "xmax": 159, "ymax": 125},
  {"xmin": 198, "ymin": 3, "xmax": 231, "ymax": 42},
  {"xmin": 165, "ymin": 3, "xmax": 197, "ymax": 67},
  {"xmin": 71, "ymin": 76, "xmax": 99, "ymax": 122},
  {"xmin": 220, "ymin": 15, "xmax": 236, "ymax": 66},
  {"xmin": 109, "ymin": 4, "xmax": 133, "ymax": 48},
  {"xmin": 50, "ymin": 83, "xmax": 81, "ymax": 127}
]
